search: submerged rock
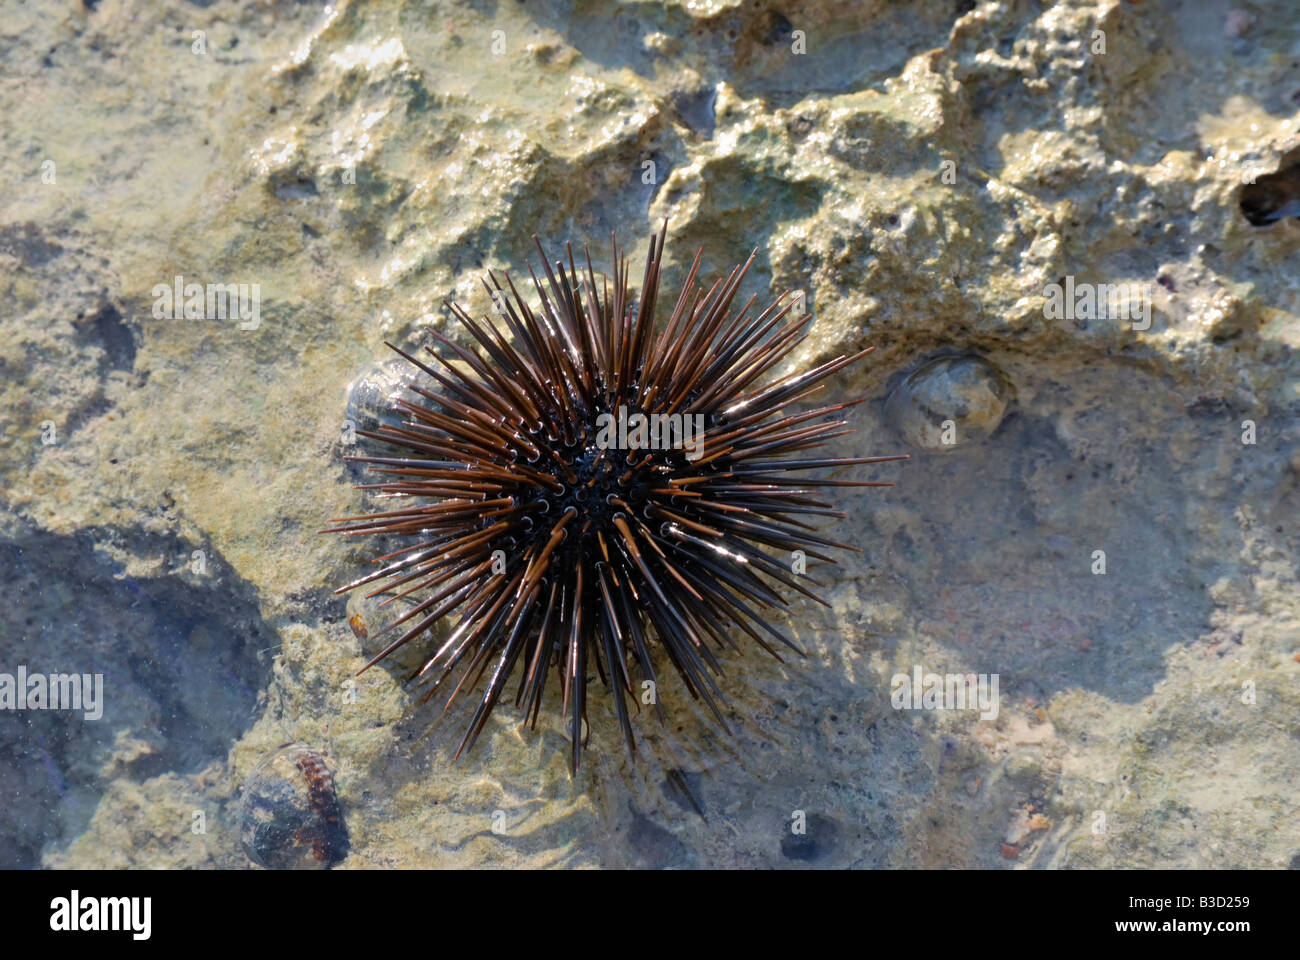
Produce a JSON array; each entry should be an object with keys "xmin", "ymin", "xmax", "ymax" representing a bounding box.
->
[{"xmin": 7, "ymin": 0, "xmax": 1299, "ymax": 873}]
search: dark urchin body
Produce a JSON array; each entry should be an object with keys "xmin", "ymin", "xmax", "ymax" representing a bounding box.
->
[{"xmin": 329, "ymin": 225, "xmax": 902, "ymax": 772}]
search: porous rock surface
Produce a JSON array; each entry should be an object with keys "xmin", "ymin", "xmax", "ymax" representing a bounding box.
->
[{"xmin": 1, "ymin": 0, "xmax": 1296, "ymax": 869}]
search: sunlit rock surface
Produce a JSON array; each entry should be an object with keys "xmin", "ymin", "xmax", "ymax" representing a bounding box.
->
[{"xmin": 2, "ymin": 0, "xmax": 1297, "ymax": 870}]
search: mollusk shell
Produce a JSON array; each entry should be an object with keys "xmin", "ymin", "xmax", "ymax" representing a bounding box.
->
[
  {"xmin": 884, "ymin": 353, "xmax": 1013, "ymax": 451},
  {"xmin": 239, "ymin": 743, "xmax": 348, "ymax": 870}
]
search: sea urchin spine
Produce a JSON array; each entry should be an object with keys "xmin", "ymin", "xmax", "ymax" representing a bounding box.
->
[{"xmin": 327, "ymin": 224, "xmax": 903, "ymax": 772}]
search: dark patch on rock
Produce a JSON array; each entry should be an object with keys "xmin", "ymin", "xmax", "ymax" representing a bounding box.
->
[
  {"xmin": 781, "ymin": 812, "xmax": 840, "ymax": 863},
  {"xmin": 627, "ymin": 810, "xmax": 691, "ymax": 869},
  {"xmin": 670, "ymin": 85, "xmax": 716, "ymax": 139},
  {"xmin": 0, "ymin": 222, "xmax": 63, "ymax": 268},
  {"xmin": 1241, "ymin": 163, "xmax": 1300, "ymax": 226},
  {"xmin": 83, "ymin": 302, "xmax": 136, "ymax": 372},
  {"xmin": 0, "ymin": 525, "xmax": 274, "ymax": 867}
]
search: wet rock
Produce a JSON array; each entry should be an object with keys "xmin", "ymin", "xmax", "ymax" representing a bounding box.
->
[{"xmin": 8, "ymin": 0, "xmax": 1300, "ymax": 875}]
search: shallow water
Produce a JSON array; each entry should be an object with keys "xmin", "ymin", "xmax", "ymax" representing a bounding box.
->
[{"xmin": 2, "ymin": 0, "xmax": 1298, "ymax": 870}]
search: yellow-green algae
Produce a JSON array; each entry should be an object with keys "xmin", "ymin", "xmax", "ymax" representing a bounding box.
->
[{"xmin": 2, "ymin": 0, "xmax": 1298, "ymax": 869}]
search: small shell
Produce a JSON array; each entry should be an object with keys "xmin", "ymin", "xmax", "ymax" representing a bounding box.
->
[
  {"xmin": 342, "ymin": 357, "xmax": 420, "ymax": 481},
  {"xmin": 346, "ymin": 587, "xmax": 426, "ymax": 661},
  {"xmin": 884, "ymin": 353, "xmax": 1013, "ymax": 451},
  {"xmin": 239, "ymin": 744, "xmax": 348, "ymax": 870},
  {"xmin": 345, "ymin": 357, "xmax": 418, "ymax": 433}
]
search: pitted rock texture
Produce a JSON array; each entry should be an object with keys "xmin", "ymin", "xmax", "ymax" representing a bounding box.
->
[{"xmin": 2, "ymin": 0, "xmax": 1296, "ymax": 869}]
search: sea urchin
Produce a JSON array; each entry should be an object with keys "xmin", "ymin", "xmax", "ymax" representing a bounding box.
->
[{"xmin": 328, "ymin": 224, "xmax": 903, "ymax": 772}]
